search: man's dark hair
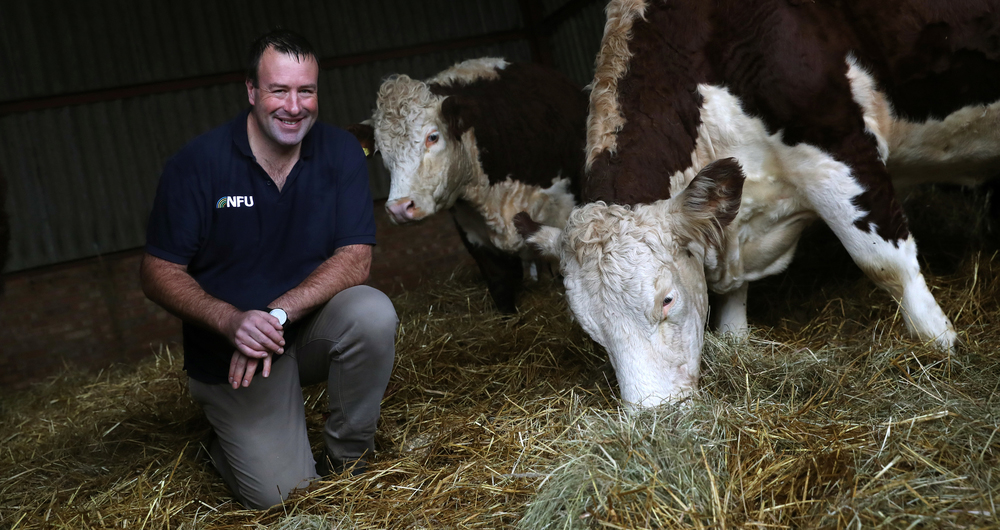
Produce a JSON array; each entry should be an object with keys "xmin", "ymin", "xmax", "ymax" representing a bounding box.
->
[{"xmin": 246, "ymin": 29, "xmax": 317, "ymax": 87}]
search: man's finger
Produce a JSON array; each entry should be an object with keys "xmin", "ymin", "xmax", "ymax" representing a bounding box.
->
[
  {"xmin": 241, "ymin": 357, "xmax": 260, "ymax": 387},
  {"xmin": 229, "ymin": 352, "xmax": 247, "ymax": 389},
  {"xmin": 235, "ymin": 338, "xmax": 272, "ymax": 359},
  {"xmin": 252, "ymin": 327, "xmax": 285, "ymax": 355}
]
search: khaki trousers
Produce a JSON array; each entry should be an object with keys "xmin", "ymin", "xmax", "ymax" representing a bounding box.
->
[{"xmin": 188, "ymin": 285, "xmax": 397, "ymax": 509}]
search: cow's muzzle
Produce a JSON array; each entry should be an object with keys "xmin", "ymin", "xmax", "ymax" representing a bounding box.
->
[{"xmin": 386, "ymin": 198, "xmax": 422, "ymax": 224}]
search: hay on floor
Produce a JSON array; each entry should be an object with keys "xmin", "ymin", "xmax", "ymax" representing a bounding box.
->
[{"xmin": 1, "ymin": 185, "xmax": 999, "ymax": 529}]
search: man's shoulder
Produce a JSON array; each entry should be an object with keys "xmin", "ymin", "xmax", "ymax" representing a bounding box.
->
[
  {"xmin": 309, "ymin": 121, "xmax": 367, "ymax": 166},
  {"xmin": 173, "ymin": 117, "xmax": 240, "ymax": 165}
]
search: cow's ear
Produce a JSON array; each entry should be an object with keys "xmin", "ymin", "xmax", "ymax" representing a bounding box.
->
[
  {"xmin": 344, "ymin": 121, "xmax": 376, "ymax": 158},
  {"xmin": 514, "ymin": 212, "xmax": 562, "ymax": 258},
  {"xmin": 670, "ymin": 158, "xmax": 745, "ymax": 247},
  {"xmin": 440, "ymin": 94, "xmax": 478, "ymax": 138}
]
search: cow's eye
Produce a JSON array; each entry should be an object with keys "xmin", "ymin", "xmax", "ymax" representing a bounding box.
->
[
  {"xmin": 425, "ymin": 132, "xmax": 439, "ymax": 147},
  {"xmin": 661, "ymin": 296, "xmax": 675, "ymax": 319}
]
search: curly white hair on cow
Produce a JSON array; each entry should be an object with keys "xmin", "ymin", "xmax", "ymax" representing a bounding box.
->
[
  {"xmin": 372, "ymin": 75, "xmax": 442, "ymax": 172},
  {"xmin": 427, "ymin": 57, "xmax": 506, "ymax": 87}
]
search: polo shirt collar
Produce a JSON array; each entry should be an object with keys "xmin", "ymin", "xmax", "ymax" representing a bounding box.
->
[{"xmin": 233, "ymin": 107, "xmax": 317, "ymax": 160}]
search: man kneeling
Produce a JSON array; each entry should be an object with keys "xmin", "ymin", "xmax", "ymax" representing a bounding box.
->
[{"xmin": 140, "ymin": 29, "xmax": 396, "ymax": 509}]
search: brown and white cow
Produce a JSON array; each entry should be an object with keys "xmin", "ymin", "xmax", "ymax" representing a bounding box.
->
[
  {"xmin": 350, "ymin": 58, "xmax": 588, "ymax": 313},
  {"xmin": 517, "ymin": 0, "xmax": 1000, "ymax": 407}
]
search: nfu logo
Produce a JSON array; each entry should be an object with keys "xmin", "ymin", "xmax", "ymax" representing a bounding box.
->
[{"xmin": 216, "ymin": 196, "xmax": 255, "ymax": 208}]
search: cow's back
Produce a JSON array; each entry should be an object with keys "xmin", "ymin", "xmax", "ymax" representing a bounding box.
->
[
  {"xmin": 585, "ymin": 0, "xmax": 1000, "ymax": 206},
  {"xmin": 429, "ymin": 62, "xmax": 588, "ymax": 198}
]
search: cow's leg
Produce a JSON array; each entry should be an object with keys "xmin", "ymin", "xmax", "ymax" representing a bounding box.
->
[
  {"xmin": 803, "ymin": 159, "xmax": 956, "ymax": 350},
  {"xmin": 710, "ymin": 283, "xmax": 749, "ymax": 337},
  {"xmin": 452, "ymin": 213, "xmax": 523, "ymax": 314}
]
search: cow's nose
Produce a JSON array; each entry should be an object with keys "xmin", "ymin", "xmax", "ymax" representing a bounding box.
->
[{"xmin": 386, "ymin": 199, "xmax": 418, "ymax": 224}]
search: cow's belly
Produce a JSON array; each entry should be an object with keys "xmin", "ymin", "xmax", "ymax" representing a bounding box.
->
[{"xmin": 452, "ymin": 200, "xmax": 499, "ymax": 251}]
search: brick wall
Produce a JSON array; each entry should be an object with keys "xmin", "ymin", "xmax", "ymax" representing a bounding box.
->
[{"xmin": 0, "ymin": 200, "xmax": 476, "ymax": 389}]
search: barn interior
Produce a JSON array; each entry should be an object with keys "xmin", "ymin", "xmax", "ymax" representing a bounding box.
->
[{"xmin": 2, "ymin": 1, "xmax": 1000, "ymax": 529}]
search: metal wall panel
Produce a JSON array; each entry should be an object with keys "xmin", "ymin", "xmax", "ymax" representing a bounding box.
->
[
  {"xmin": 0, "ymin": 0, "xmax": 524, "ymax": 102},
  {"xmin": 548, "ymin": 0, "xmax": 608, "ymax": 87},
  {"xmin": 0, "ymin": 0, "xmax": 580, "ymax": 272},
  {"xmin": 0, "ymin": 38, "xmax": 531, "ymax": 272},
  {"xmin": 541, "ymin": 0, "xmax": 572, "ymax": 16}
]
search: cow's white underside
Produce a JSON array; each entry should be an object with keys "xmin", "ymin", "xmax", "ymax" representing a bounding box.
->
[{"xmin": 690, "ymin": 78, "xmax": 959, "ymax": 349}]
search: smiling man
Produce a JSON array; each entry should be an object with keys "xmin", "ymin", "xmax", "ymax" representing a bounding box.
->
[{"xmin": 140, "ymin": 30, "xmax": 397, "ymax": 509}]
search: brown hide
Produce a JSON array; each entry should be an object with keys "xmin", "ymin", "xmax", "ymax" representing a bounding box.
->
[
  {"xmin": 588, "ymin": 0, "xmax": 1000, "ymax": 243},
  {"xmin": 430, "ymin": 62, "xmax": 589, "ymax": 198}
]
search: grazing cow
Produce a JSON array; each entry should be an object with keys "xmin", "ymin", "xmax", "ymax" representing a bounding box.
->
[
  {"xmin": 516, "ymin": 0, "xmax": 1000, "ymax": 407},
  {"xmin": 350, "ymin": 58, "xmax": 588, "ymax": 313}
]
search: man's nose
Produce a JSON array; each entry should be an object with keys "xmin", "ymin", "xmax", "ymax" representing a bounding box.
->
[{"xmin": 285, "ymin": 92, "xmax": 301, "ymax": 114}]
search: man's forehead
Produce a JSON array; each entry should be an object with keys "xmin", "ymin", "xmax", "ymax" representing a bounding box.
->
[{"xmin": 258, "ymin": 49, "xmax": 318, "ymax": 79}]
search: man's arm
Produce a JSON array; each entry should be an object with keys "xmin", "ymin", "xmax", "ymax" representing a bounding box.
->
[
  {"xmin": 225, "ymin": 243, "xmax": 372, "ymax": 387},
  {"xmin": 268, "ymin": 243, "xmax": 372, "ymax": 323},
  {"xmin": 140, "ymin": 253, "xmax": 286, "ymax": 381}
]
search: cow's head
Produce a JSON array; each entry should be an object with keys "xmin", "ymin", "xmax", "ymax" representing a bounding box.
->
[
  {"xmin": 369, "ymin": 74, "xmax": 476, "ymax": 224},
  {"xmin": 515, "ymin": 159, "xmax": 745, "ymax": 408}
]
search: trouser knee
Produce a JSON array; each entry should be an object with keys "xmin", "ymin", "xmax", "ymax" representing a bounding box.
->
[{"xmin": 331, "ymin": 285, "xmax": 398, "ymax": 349}]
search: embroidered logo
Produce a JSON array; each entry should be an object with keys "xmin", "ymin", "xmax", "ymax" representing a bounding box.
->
[{"xmin": 216, "ymin": 196, "xmax": 255, "ymax": 208}]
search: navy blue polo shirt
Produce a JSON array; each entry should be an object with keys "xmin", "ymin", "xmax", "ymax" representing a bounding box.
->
[{"xmin": 145, "ymin": 108, "xmax": 376, "ymax": 383}]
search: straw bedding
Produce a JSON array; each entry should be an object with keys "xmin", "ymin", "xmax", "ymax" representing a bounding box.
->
[{"xmin": 2, "ymin": 185, "xmax": 998, "ymax": 529}]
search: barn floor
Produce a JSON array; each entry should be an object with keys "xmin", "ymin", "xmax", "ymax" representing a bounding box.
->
[{"xmin": 1, "ymin": 185, "xmax": 999, "ymax": 529}]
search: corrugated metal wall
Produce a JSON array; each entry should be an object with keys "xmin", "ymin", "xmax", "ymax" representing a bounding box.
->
[
  {"xmin": 549, "ymin": 1, "xmax": 608, "ymax": 87},
  {"xmin": 0, "ymin": 0, "xmax": 607, "ymax": 273}
]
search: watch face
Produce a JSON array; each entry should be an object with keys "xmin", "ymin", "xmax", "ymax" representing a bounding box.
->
[{"xmin": 269, "ymin": 308, "xmax": 288, "ymax": 326}]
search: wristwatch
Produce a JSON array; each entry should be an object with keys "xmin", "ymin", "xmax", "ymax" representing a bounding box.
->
[{"xmin": 268, "ymin": 307, "xmax": 288, "ymax": 326}]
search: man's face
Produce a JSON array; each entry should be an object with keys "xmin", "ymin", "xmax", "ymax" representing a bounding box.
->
[{"xmin": 246, "ymin": 47, "xmax": 319, "ymax": 148}]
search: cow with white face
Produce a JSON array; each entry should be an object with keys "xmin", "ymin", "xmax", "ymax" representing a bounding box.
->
[
  {"xmin": 517, "ymin": 159, "xmax": 746, "ymax": 405},
  {"xmin": 517, "ymin": 0, "xmax": 1000, "ymax": 408},
  {"xmin": 350, "ymin": 58, "xmax": 588, "ymax": 313}
]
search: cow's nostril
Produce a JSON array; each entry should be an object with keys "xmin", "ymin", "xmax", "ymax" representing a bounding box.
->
[{"xmin": 386, "ymin": 198, "xmax": 419, "ymax": 223}]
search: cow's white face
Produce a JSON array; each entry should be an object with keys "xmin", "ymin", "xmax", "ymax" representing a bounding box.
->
[
  {"xmin": 372, "ymin": 75, "xmax": 473, "ymax": 224},
  {"xmin": 519, "ymin": 159, "xmax": 745, "ymax": 408}
]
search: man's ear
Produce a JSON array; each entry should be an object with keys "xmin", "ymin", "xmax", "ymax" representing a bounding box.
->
[
  {"xmin": 514, "ymin": 212, "xmax": 563, "ymax": 259},
  {"xmin": 669, "ymin": 158, "xmax": 746, "ymax": 247},
  {"xmin": 246, "ymin": 79, "xmax": 256, "ymax": 106},
  {"xmin": 345, "ymin": 121, "xmax": 376, "ymax": 158}
]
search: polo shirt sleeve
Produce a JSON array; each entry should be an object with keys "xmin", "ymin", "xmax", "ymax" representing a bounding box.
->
[
  {"xmin": 145, "ymin": 155, "xmax": 207, "ymax": 265},
  {"xmin": 332, "ymin": 134, "xmax": 377, "ymax": 249}
]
